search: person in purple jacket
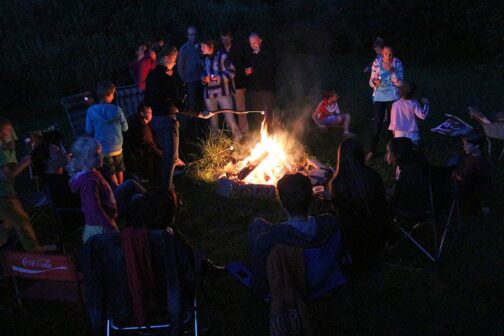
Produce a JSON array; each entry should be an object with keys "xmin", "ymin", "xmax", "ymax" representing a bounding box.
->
[{"xmin": 68, "ymin": 137, "xmax": 145, "ymax": 243}]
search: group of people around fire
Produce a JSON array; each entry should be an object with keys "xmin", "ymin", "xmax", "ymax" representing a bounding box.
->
[{"xmin": 0, "ymin": 28, "xmax": 494, "ymax": 334}]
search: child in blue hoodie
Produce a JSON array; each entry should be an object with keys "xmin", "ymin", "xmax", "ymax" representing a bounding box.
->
[{"xmin": 86, "ymin": 81, "xmax": 128, "ymax": 188}]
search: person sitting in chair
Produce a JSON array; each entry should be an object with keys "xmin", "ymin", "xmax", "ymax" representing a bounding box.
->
[{"xmin": 248, "ymin": 173, "xmax": 345, "ymax": 294}]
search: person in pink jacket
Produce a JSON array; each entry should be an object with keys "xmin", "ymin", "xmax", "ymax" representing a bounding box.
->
[{"xmin": 388, "ymin": 81, "xmax": 430, "ymax": 145}]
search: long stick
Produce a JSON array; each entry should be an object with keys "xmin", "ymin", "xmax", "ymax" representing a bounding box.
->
[{"xmin": 179, "ymin": 110, "xmax": 265, "ymax": 119}]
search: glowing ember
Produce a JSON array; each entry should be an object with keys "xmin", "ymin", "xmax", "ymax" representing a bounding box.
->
[{"xmin": 224, "ymin": 121, "xmax": 303, "ymax": 185}]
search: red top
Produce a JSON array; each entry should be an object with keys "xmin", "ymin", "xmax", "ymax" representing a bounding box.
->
[
  {"xmin": 129, "ymin": 56, "xmax": 156, "ymax": 91},
  {"xmin": 313, "ymin": 99, "xmax": 340, "ymax": 120}
]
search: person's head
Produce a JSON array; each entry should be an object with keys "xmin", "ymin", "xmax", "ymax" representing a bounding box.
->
[
  {"xmin": 158, "ymin": 46, "xmax": 178, "ymax": 69},
  {"xmin": 381, "ymin": 46, "xmax": 394, "ymax": 62},
  {"xmin": 335, "ymin": 138, "xmax": 365, "ymax": 172},
  {"xmin": 323, "ymin": 89, "xmax": 339, "ymax": 104},
  {"xmin": 135, "ymin": 42, "xmax": 150, "ymax": 59},
  {"xmin": 0, "ymin": 117, "xmax": 14, "ymax": 141},
  {"xmin": 68, "ymin": 137, "xmax": 103, "ymax": 173},
  {"xmin": 200, "ymin": 38, "xmax": 217, "ymax": 56},
  {"xmin": 137, "ymin": 102, "xmax": 153, "ymax": 124},
  {"xmin": 276, "ymin": 173, "xmax": 313, "ymax": 217},
  {"xmin": 373, "ymin": 37, "xmax": 385, "ymax": 54},
  {"xmin": 127, "ymin": 188, "xmax": 178, "ymax": 229},
  {"xmin": 386, "ymin": 137, "xmax": 415, "ymax": 167},
  {"xmin": 96, "ymin": 81, "xmax": 116, "ymax": 103},
  {"xmin": 249, "ymin": 32, "xmax": 262, "ymax": 50},
  {"xmin": 399, "ymin": 81, "xmax": 416, "ymax": 99},
  {"xmin": 186, "ymin": 26, "xmax": 198, "ymax": 43},
  {"xmin": 462, "ymin": 130, "xmax": 484, "ymax": 155},
  {"xmin": 220, "ymin": 30, "xmax": 233, "ymax": 48}
]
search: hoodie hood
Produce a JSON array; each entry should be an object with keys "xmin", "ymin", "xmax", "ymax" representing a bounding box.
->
[{"xmin": 88, "ymin": 104, "xmax": 122, "ymax": 123}]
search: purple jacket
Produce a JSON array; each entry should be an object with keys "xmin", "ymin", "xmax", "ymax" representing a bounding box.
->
[{"xmin": 69, "ymin": 170, "xmax": 117, "ymax": 230}]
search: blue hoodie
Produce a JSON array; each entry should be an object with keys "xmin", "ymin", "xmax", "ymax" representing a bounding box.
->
[{"xmin": 86, "ymin": 104, "xmax": 128, "ymax": 155}]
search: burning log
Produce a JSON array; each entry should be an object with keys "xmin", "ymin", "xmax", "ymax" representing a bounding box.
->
[{"xmin": 237, "ymin": 151, "xmax": 269, "ymax": 180}]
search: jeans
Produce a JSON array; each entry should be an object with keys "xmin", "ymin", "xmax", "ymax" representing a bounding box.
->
[
  {"xmin": 234, "ymin": 88, "xmax": 249, "ymax": 133},
  {"xmin": 150, "ymin": 116, "xmax": 179, "ymax": 190},
  {"xmin": 369, "ymin": 100, "xmax": 395, "ymax": 154},
  {"xmin": 206, "ymin": 95, "xmax": 241, "ymax": 138}
]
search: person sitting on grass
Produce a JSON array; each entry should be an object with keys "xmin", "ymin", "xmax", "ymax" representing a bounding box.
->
[
  {"xmin": 451, "ymin": 130, "xmax": 491, "ymax": 216},
  {"xmin": 86, "ymin": 81, "xmax": 128, "ymax": 188},
  {"xmin": 68, "ymin": 137, "xmax": 146, "ymax": 243},
  {"xmin": 0, "ymin": 118, "xmax": 56, "ymax": 253},
  {"xmin": 248, "ymin": 173, "xmax": 345, "ymax": 294},
  {"xmin": 312, "ymin": 89, "xmax": 355, "ymax": 137},
  {"xmin": 388, "ymin": 81, "xmax": 430, "ymax": 145}
]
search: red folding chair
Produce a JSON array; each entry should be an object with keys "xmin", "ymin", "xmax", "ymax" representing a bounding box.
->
[{"xmin": 1, "ymin": 251, "xmax": 85, "ymax": 332}]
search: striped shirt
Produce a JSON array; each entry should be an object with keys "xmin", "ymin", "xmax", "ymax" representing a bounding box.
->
[{"xmin": 202, "ymin": 50, "xmax": 235, "ymax": 99}]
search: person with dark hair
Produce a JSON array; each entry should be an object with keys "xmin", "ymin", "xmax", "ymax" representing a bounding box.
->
[
  {"xmin": 248, "ymin": 173, "xmax": 344, "ymax": 294},
  {"xmin": 385, "ymin": 137, "xmax": 430, "ymax": 219},
  {"xmin": 452, "ymin": 130, "xmax": 491, "ymax": 215},
  {"xmin": 245, "ymin": 32, "xmax": 276, "ymax": 131},
  {"xmin": 367, "ymin": 46, "xmax": 404, "ymax": 162},
  {"xmin": 128, "ymin": 41, "xmax": 156, "ymax": 91},
  {"xmin": 329, "ymin": 138, "xmax": 389, "ymax": 270},
  {"xmin": 200, "ymin": 37, "xmax": 242, "ymax": 141},
  {"xmin": 86, "ymin": 81, "xmax": 128, "ymax": 188},
  {"xmin": 144, "ymin": 46, "xmax": 185, "ymax": 190},
  {"xmin": 220, "ymin": 29, "xmax": 250, "ymax": 135},
  {"xmin": 313, "ymin": 89, "xmax": 355, "ymax": 136},
  {"xmin": 123, "ymin": 103, "xmax": 162, "ymax": 181},
  {"xmin": 363, "ymin": 37, "xmax": 385, "ymax": 74},
  {"xmin": 388, "ymin": 81, "xmax": 430, "ymax": 144}
]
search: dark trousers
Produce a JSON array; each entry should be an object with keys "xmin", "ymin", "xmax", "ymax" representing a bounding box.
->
[
  {"xmin": 246, "ymin": 90, "xmax": 274, "ymax": 131},
  {"xmin": 369, "ymin": 100, "xmax": 395, "ymax": 154},
  {"xmin": 150, "ymin": 116, "xmax": 179, "ymax": 190}
]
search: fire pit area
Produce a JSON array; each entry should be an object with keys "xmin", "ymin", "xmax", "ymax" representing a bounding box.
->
[{"xmin": 216, "ymin": 123, "xmax": 333, "ymax": 198}]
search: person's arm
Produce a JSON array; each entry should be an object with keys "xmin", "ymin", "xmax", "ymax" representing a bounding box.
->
[
  {"xmin": 413, "ymin": 99, "xmax": 430, "ymax": 120},
  {"xmin": 221, "ymin": 53, "xmax": 236, "ymax": 83},
  {"xmin": 143, "ymin": 125, "xmax": 163, "ymax": 158},
  {"xmin": 118, "ymin": 107, "xmax": 128, "ymax": 132},
  {"xmin": 369, "ymin": 58, "xmax": 380, "ymax": 88},
  {"xmin": 85, "ymin": 109, "xmax": 94, "ymax": 136},
  {"xmin": 393, "ymin": 58, "xmax": 404, "ymax": 86},
  {"xmin": 2, "ymin": 155, "xmax": 31, "ymax": 179}
]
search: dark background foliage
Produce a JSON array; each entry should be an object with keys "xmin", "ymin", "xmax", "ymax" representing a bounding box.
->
[{"xmin": 0, "ymin": 0, "xmax": 502, "ymax": 118}]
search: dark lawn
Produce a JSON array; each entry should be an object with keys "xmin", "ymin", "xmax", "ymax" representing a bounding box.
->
[{"xmin": 1, "ymin": 54, "xmax": 503, "ymax": 335}]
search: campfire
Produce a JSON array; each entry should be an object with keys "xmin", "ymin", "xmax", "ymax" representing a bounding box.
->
[{"xmin": 217, "ymin": 122, "xmax": 332, "ymax": 198}]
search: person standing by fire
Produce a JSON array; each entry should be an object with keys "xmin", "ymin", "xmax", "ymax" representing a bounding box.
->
[
  {"xmin": 200, "ymin": 38, "xmax": 242, "ymax": 142},
  {"xmin": 245, "ymin": 32, "xmax": 276, "ymax": 131},
  {"xmin": 366, "ymin": 45, "xmax": 404, "ymax": 163}
]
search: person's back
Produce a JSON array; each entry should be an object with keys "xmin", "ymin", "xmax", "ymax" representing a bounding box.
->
[{"xmin": 86, "ymin": 103, "xmax": 127, "ymax": 155}]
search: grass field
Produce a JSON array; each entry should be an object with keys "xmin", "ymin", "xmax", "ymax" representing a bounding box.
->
[{"xmin": 2, "ymin": 53, "xmax": 503, "ymax": 335}]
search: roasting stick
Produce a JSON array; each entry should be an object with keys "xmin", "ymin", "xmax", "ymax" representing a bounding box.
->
[{"xmin": 179, "ymin": 110, "xmax": 265, "ymax": 119}]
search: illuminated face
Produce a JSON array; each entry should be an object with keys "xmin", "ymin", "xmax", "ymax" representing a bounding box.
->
[
  {"xmin": 382, "ymin": 47, "xmax": 394, "ymax": 62},
  {"xmin": 249, "ymin": 35, "xmax": 262, "ymax": 50},
  {"xmin": 200, "ymin": 43, "xmax": 213, "ymax": 55},
  {"xmin": 463, "ymin": 140, "xmax": 478, "ymax": 155},
  {"xmin": 141, "ymin": 107, "xmax": 153, "ymax": 123},
  {"xmin": 0, "ymin": 124, "xmax": 13, "ymax": 141},
  {"xmin": 136, "ymin": 45, "xmax": 146, "ymax": 59},
  {"xmin": 164, "ymin": 53, "xmax": 178, "ymax": 70},
  {"xmin": 187, "ymin": 27, "xmax": 197, "ymax": 43}
]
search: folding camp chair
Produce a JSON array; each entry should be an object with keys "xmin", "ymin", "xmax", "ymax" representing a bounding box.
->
[
  {"xmin": 60, "ymin": 91, "xmax": 95, "ymax": 137},
  {"xmin": 388, "ymin": 168, "xmax": 461, "ymax": 262},
  {"xmin": 115, "ymin": 84, "xmax": 144, "ymax": 118},
  {"xmin": 0, "ymin": 251, "xmax": 85, "ymax": 333}
]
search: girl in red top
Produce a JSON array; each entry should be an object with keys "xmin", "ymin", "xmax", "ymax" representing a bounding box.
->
[{"xmin": 313, "ymin": 90, "xmax": 355, "ymax": 137}]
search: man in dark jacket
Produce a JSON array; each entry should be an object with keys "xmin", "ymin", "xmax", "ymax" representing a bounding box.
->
[
  {"xmin": 245, "ymin": 32, "xmax": 276, "ymax": 131},
  {"xmin": 144, "ymin": 46, "xmax": 185, "ymax": 190}
]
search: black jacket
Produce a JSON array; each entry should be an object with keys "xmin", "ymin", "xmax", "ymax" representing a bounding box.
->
[
  {"xmin": 245, "ymin": 46, "xmax": 276, "ymax": 92},
  {"xmin": 144, "ymin": 65, "xmax": 184, "ymax": 117}
]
